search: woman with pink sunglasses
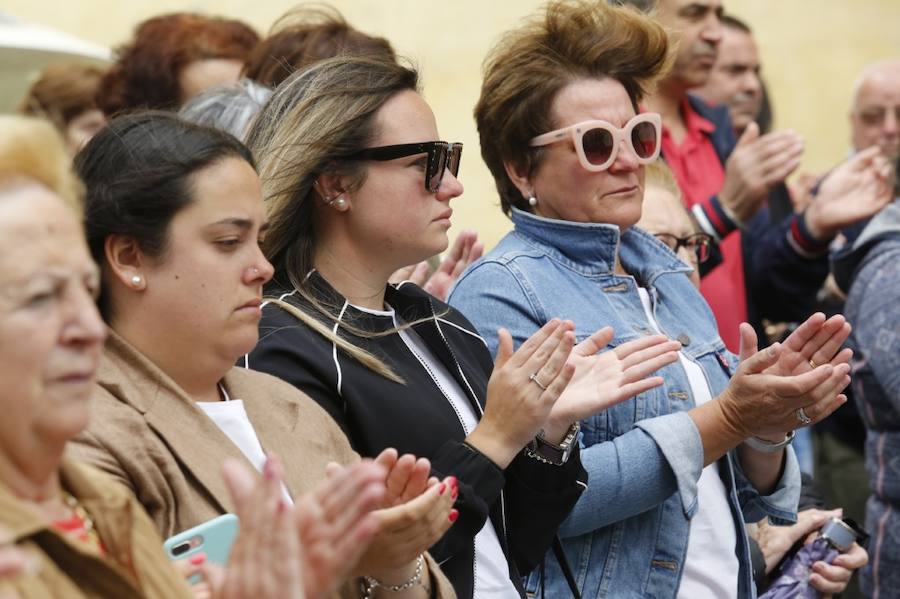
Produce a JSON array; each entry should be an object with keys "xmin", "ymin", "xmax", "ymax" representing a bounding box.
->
[{"xmin": 447, "ymin": 2, "xmax": 880, "ymax": 598}]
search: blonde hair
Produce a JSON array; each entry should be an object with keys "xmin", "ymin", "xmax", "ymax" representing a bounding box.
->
[
  {"xmin": 644, "ymin": 159, "xmax": 683, "ymax": 201},
  {"xmin": 0, "ymin": 115, "xmax": 83, "ymax": 211},
  {"xmin": 247, "ymin": 56, "xmax": 420, "ymax": 383},
  {"xmin": 476, "ymin": 0, "xmax": 672, "ymax": 215}
]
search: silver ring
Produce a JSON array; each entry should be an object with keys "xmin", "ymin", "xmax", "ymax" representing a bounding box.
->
[
  {"xmin": 528, "ymin": 372, "xmax": 548, "ymax": 391},
  {"xmin": 796, "ymin": 407, "xmax": 812, "ymax": 425}
]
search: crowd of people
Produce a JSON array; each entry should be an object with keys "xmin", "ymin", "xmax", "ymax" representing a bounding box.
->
[{"xmin": 2, "ymin": 0, "xmax": 897, "ymax": 598}]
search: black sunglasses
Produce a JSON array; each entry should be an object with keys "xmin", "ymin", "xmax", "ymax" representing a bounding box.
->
[{"xmin": 346, "ymin": 141, "xmax": 462, "ymax": 193}]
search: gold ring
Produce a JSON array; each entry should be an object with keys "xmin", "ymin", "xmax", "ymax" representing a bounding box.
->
[
  {"xmin": 528, "ymin": 372, "xmax": 548, "ymax": 391},
  {"xmin": 809, "ymin": 359, "xmax": 818, "ymax": 369}
]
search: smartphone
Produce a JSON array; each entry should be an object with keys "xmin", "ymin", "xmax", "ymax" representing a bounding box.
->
[{"xmin": 164, "ymin": 513, "xmax": 240, "ymax": 570}]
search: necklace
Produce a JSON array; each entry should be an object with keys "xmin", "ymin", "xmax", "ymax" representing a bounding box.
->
[
  {"xmin": 60, "ymin": 491, "xmax": 94, "ymax": 533},
  {"xmin": 53, "ymin": 491, "xmax": 103, "ymax": 552}
]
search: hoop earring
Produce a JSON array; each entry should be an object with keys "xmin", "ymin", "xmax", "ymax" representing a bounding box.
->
[{"xmin": 528, "ymin": 195, "xmax": 538, "ymax": 207}]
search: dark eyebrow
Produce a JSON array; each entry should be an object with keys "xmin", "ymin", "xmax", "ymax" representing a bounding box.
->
[{"xmin": 206, "ymin": 218, "xmax": 254, "ymax": 231}]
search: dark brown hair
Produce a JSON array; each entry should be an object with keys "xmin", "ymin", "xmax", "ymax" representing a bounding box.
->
[
  {"xmin": 75, "ymin": 112, "xmax": 254, "ymax": 317},
  {"xmin": 244, "ymin": 4, "xmax": 394, "ymax": 88},
  {"xmin": 475, "ymin": 0, "xmax": 671, "ymax": 215},
  {"xmin": 97, "ymin": 13, "xmax": 259, "ymax": 116},
  {"xmin": 19, "ymin": 63, "xmax": 105, "ymax": 132}
]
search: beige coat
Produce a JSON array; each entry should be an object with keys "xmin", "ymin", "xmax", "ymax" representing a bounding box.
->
[
  {"xmin": 68, "ymin": 331, "xmax": 455, "ymax": 598},
  {"xmin": 0, "ymin": 459, "xmax": 193, "ymax": 599}
]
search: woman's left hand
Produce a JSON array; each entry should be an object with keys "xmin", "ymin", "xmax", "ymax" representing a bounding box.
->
[
  {"xmin": 810, "ymin": 542, "xmax": 869, "ymax": 597},
  {"xmin": 545, "ymin": 327, "xmax": 680, "ymax": 440}
]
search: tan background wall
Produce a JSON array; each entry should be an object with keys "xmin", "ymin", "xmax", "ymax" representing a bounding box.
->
[{"xmin": 6, "ymin": 0, "xmax": 899, "ymax": 249}]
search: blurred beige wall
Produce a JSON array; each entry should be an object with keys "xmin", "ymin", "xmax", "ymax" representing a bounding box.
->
[{"xmin": 6, "ymin": 0, "xmax": 898, "ymax": 249}]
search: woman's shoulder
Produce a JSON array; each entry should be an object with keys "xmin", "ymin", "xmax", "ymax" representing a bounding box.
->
[{"xmin": 224, "ymin": 367, "xmax": 358, "ymax": 464}]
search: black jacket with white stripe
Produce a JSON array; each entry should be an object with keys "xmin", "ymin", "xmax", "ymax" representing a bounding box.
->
[{"xmin": 242, "ymin": 271, "xmax": 587, "ymax": 599}]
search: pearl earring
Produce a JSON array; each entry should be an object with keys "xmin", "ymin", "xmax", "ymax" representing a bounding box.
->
[
  {"xmin": 131, "ymin": 275, "xmax": 142, "ymax": 286},
  {"xmin": 333, "ymin": 196, "xmax": 347, "ymax": 209},
  {"xmin": 528, "ymin": 195, "xmax": 538, "ymax": 207}
]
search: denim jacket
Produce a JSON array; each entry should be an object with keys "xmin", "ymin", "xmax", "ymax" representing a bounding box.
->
[{"xmin": 448, "ymin": 208, "xmax": 800, "ymax": 599}]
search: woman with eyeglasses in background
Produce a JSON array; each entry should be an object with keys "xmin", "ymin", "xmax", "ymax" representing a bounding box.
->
[
  {"xmin": 241, "ymin": 54, "xmax": 681, "ymax": 599},
  {"xmin": 446, "ymin": 2, "xmax": 886, "ymax": 598},
  {"xmin": 637, "ymin": 160, "xmax": 712, "ymax": 289}
]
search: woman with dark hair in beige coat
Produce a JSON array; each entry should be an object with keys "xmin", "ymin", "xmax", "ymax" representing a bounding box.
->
[{"xmin": 67, "ymin": 111, "xmax": 458, "ymax": 598}]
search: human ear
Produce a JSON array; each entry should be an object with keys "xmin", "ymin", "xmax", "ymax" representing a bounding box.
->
[
  {"xmin": 315, "ymin": 171, "xmax": 351, "ymax": 211},
  {"xmin": 104, "ymin": 235, "xmax": 147, "ymax": 290},
  {"xmin": 503, "ymin": 160, "xmax": 535, "ymax": 202}
]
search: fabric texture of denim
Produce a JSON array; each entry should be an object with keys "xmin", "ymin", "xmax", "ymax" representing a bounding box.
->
[{"xmin": 448, "ymin": 208, "xmax": 800, "ymax": 599}]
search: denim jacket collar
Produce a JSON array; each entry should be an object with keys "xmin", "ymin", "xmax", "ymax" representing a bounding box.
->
[{"xmin": 510, "ymin": 207, "xmax": 691, "ymax": 283}]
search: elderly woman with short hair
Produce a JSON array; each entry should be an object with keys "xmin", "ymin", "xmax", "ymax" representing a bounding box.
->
[{"xmin": 0, "ymin": 114, "xmax": 387, "ymax": 599}]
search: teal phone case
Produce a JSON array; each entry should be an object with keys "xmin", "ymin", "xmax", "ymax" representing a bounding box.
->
[{"xmin": 163, "ymin": 513, "xmax": 240, "ymax": 568}]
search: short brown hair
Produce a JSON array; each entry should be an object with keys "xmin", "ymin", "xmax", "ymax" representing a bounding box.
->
[
  {"xmin": 244, "ymin": 4, "xmax": 394, "ymax": 88},
  {"xmin": 19, "ymin": 63, "xmax": 105, "ymax": 133},
  {"xmin": 475, "ymin": 0, "xmax": 671, "ymax": 215},
  {"xmin": 98, "ymin": 13, "xmax": 259, "ymax": 116}
]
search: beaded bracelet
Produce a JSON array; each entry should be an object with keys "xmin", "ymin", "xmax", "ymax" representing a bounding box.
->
[{"xmin": 363, "ymin": 554, "xmax": 425, "ymax": 597}]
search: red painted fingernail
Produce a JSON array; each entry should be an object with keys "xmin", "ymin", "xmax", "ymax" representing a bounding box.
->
[
  {"xmin": 438, "ymin": 483, "xmax": 446, "ymax": 495},
  {"xmin": 451, "ymin": 487, "xmax": 458, "ymax": 500},
  {"xmin": 447, "ymin": 476, "xmax": 458, "ymax": 490},
  {"xmin": 189, "ymin": 553, "xmax": 206, "ymax": 566},
  {"xmin": 448, "ymin": 509, "xmax": 459, "ymax": 523}
]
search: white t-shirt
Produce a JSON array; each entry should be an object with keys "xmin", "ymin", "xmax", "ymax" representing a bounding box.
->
[
  {"xmin": 197, "ymin": 387, "xmax": 293, "ymax": 504},
  {"xmin": 636, "ymin": 288, "xmax": 739, "ymax": 599},
  {"xmin": 354, "ymin": 302, "xmax": 520, "ymax": 599}
]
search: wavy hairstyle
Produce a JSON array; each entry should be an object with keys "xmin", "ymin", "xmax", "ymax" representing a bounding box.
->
[
  {"xmin": 244, "ymin": 4, "xmax": 395, "ymax": 88},
  {"xmin": 475, "ymin": 0, "xmax": 672, "ymax": 215},
  {"xmin": 98, "ymin": 13, "xmax": 259, "ymax": 116},
  {"xmin": 247, "ymin": 56, "xmax": 418, "ymax": 382}
]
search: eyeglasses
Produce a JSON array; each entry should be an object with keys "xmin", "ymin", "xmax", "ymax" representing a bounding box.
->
[
  {"xmin": 529, "ymin": 113, "xmax": 662, "ymax": 171},
  {"xmin": 346, "ymin": 141, "xmax": 462, "ymax": 193},
  {"xmin": 653, "ymin": 232, "xmax": 712, "ymax": 264}
]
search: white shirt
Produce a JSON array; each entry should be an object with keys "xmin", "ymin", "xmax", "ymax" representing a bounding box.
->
[
  {"xmin": 197, "ymin": 387, "xmax": 293, "ymax": 504},
  {"xmin": 637, "ymin": 288, "xmax": 739, "ymax": 599},
  {"xmin": 354, "ymin": 302, "xmax": 520, "ymax": 599}
]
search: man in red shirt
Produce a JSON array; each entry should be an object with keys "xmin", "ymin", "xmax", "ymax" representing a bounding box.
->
[{"xmin": 643, "ymin": 0, "xmax": 809, "ymax": 350}]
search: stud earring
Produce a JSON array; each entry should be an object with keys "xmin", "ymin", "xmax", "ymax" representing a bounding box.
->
[
  {"xmin": 131, "ymin": 275, "xmax": 142, "ymax": 286},
  {"xmin": 332, "ymin": 196, "xmax": 348, "ymax": 209},
  {"xmin": 528, "ymin": 195, "xmax": 538, "ymax": 207}
]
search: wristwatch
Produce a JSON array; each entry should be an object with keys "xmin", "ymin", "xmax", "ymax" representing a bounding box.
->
[
  {"xmin": 525, "ymin": 422, "xmax": 580, "ymax": 466},
  {"xmin": 743, "ymin": 430, "xmax": 795, "ymax": 453}
]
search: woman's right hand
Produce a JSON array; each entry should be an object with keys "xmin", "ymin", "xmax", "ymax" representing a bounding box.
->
[
  {"xmin": 213, "ymin": 455, "xmax": 305, "ymax": 599},
  {"xmin": 466, "ymin": 319, "xmax": 576, "ymax": 468}
]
